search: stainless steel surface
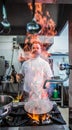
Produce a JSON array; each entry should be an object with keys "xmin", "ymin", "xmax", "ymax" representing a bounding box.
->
[
  {"xmin": 0, "ymin": 57, "xmax": 5, "ymax": 77},
  {"xmin": 1, "ymin": 80, "xmax": 19, "ymax": 94},
  {"xmin": 43, "ymin": 75, "xmax": 69, "ymax": 85},
  {"xmin": 13, "ymin": 101, "xmax": 25, "ymax": 107},
  {"xmin": 0, "ymin": 128, "xmax": 19, "ymax": 130},
  {"xmin": 0, "ymin": 125, "xmax": 69, "ymax": 130},
  {"xmin": 0, "ymin": 95, "xmax": 13, "ymax": 117},
  {"xmin": 19, "ymin": 125, "xmax": 69, "ymax": 130},
  {"xmin": 61, "ymin": 84, "xmax": 64, "ymax": 107},
  {"xmin": 13, "ymin": 101, "xmax": 56, "ymax": 107}
]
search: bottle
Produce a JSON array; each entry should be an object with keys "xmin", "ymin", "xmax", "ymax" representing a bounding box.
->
[{"xmin": 53, "ymin": 88, "xmax": 58, "ymax": 99}]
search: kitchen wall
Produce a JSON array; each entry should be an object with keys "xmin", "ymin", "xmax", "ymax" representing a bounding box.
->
[{"xmin": 49, "ymin": 21, "xmax": 68, "ymax": 53}]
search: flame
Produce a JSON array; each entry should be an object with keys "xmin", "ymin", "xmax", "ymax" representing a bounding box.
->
[
  {"xmin": 28, "ymin": 113, "xmax": 39, "ymax": 122},
  {"xmin": 28, "ymin": 3, "xmax": 42, "ymax": 13},
  {"xmin": 28, "ymin": 3, "xmax": 57, "ymax": 36},
  {"xmin": 28, "ymin": 113, "xmax": 48, "ymax": 122},
  {"xmin": 28, "ymin": 3, "xmax": 33, "ymax": 11},
  {"xmin": 24, "ymin": 3, "xmax": 57, "ymax": 53}
]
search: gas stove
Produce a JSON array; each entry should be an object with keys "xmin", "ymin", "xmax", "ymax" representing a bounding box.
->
[{"xmin": 0, "ymin": 102, "xmax": 66, "ymax": 127}]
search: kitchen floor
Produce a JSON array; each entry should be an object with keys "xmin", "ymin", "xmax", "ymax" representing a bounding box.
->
[{"xmin": 58, "ymin": 105, "xmax": 69, "ymax": 127}]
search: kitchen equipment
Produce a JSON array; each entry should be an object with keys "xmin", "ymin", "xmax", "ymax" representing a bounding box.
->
[
  {"xmin": 53, "ymin": 88, "xmax": 58, "ymax": 98},
  {"xmin": 59, "ymin": 63, "xmax": 72, "ymax": 70},
  {"xmin": 24, "ymin": 99, "xmax": 53, "ymax": 114},
  {"xmin": 24, "ymin": 99, "xmax": 65, "ymax": 124},
  {"xmin": 0, "ymin": 0, "xmax": 11, "ymax": 34},
  {"xmin": 26, "ymin": 0, "xmax": 41, "ymax": 34},
  {"xmin": 0, "ymin": 102, "xmax": 66, "ymax": 126},
  {"xmin": 0, "ymin": 95, "xmax": 13, "ymax": 118},
  {"xmin": 0, "ymin": 56, "xmax": 5, "ymax": 78}
]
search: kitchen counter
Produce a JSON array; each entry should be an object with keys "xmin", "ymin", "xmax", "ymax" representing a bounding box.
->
[{"xmin": 0, "ymin": 125, "xmax": 69, "ymax": 130}]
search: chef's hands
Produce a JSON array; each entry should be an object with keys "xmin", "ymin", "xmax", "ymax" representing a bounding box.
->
[
  {"xmin": 16, "ymin": 74, "xmax": 24, "ymax": 83},
  {"xmin": 18, "ymin": 52, "xmax": 33, "ymax": 62},
  {"xmin": 18, "ymin": 56, "xmax": 30, "ymax": 62}
]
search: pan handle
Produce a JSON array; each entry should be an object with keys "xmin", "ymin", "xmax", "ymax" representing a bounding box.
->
[
  {"xmin": 1, "ymin": 108, "xmax": 8, "ymax": 117},
  {"xmin": 1, "ymin": 105, "xmax": 11, "ymax": 117}
]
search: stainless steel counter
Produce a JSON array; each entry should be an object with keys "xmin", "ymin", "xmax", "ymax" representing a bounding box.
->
[{"xmin": 0, "ymin": 125, "xmax": 69, "ymax": 130}]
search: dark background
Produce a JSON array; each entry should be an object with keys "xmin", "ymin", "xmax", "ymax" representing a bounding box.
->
[{"xmin": 0, "ymin": 0, "xmax": 72, "ymax": 35}]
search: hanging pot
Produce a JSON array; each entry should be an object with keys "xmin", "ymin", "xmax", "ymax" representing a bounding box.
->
[
  {"xmin": 26, "ymin": 0, "xmax": 41, "ymax": 34},
  {"xmin": 0, "ymin": 0, "xmax": 11, "ymax": 34},
  {"xmin": 27, "ymin": 20, "xmax": 41, "ymax": 34}
]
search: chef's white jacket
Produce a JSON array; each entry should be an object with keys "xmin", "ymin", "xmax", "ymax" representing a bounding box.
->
[{"xmin": 20, "ymin": 56, "xmax": 53, "ymax": 99}]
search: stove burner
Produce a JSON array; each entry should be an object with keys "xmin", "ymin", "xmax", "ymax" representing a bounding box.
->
[
  {"xmin": 28, "ymin": 113, "xmax": 52, "ymax": 125},
  {"xmin": 0, "ymin": 104, "xmax": 66, "ymax": 126},
  {"xmin": 42, "ymin": 118, "xmax": 52, "ymax": 124}
]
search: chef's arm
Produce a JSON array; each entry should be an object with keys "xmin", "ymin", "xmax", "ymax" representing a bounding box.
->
[
  {"xmin": 18, "ymin": 56, "xmax": 30, "ymax": 62},
  {"xmin": 16, "ymin": 73, "xmax": 24, "ymax": 82}
]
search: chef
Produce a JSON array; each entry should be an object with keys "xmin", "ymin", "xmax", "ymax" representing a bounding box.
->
[{"xmin": 16, "ymin": 42, "xmax": 53, "ymax": 100}]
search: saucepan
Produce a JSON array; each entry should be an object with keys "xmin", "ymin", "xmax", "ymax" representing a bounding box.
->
[
  {"xmin": 24, "ymin": 99, "xmax": 64, "ymax": 124},
  {"xmin": 0, "ymin": 95, "xmax": 14, "ymax": 118}
]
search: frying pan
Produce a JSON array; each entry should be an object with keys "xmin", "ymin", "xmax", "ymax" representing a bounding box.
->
[
  {"xmin": 24, "ymin": 99, "xmax": 53, "ymax": 115},
  {"xmin": 24, "ymin": 99, "xmax": 64, "ymax": 124}
]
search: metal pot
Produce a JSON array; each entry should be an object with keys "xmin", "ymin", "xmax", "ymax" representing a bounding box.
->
[{"xmin": 0, "ymin": 95, "xmax": 14, "ymax": 118}]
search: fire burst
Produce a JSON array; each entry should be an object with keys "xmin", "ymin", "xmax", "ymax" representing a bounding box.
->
[
  {"xmin": 28, "ymin": 3, "xmax": 57, "ymax": 36},
  {"xmin": 24, "ymin": 3, "xmax": 56, "ymax": 57}
]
